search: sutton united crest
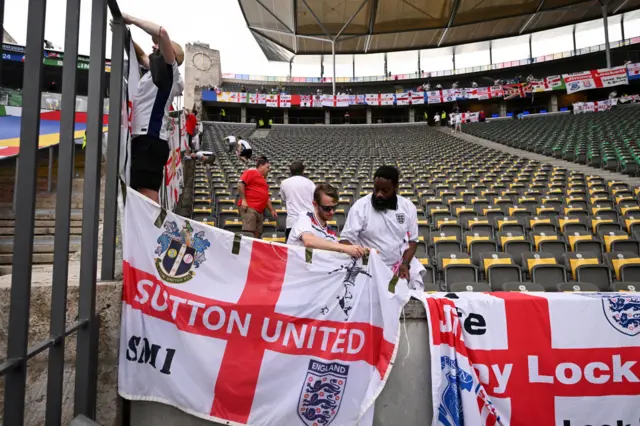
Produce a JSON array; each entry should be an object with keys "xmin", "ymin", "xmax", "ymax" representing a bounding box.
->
[{"xmin": 154, "ymin": 221, "xmax": 210, "ymax": 284}]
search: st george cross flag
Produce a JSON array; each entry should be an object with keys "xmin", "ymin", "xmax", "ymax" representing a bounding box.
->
[
  {"xmin": 627, "ymin": 62, "xmax": 640, "ymax": 80},
  {"xmin": 563, "ymin": 66, "xmax": 629, "ymax": 94},
  {"xmin": 119, "ymin": 188, "xmax": 410, "ymax": 425},
  {"xmin": 365, "ymin": 94, "xmax": 380, "ymax": 106},
  {"xmin": 421, "ymin": 292, "xmax": 640, "ymax": 426},
  {"xmin": 427, "ymin": 91, "xmax": 443, "ymax": 104},
  {"xmin": 279, "ymin": 94, "xmax": 292, "ymax": 108}
]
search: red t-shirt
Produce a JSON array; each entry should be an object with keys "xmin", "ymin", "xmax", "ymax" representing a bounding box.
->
[
  {"xmin": 238, "ymin": 168, "xmax": 269, "ymax": 212},
  {"xmin": 186, "ymin": 114, "xmax": 197, "ymax": 136}
]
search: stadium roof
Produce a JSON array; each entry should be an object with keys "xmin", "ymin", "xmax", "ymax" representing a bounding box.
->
[{"xmin": 238, "ymin": 0, "xmax": 640, "ymax": 60}]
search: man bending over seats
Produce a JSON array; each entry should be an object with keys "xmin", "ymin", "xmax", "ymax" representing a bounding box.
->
[
  {"xmin": 287, "ymin": 184, "xmax": 366, "ymax": 258},
  {"xmin": 340, "ymin": 166, "xmax": 425, "ymax": 290}
]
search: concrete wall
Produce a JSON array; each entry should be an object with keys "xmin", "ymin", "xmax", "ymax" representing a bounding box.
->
[
  {"xmin": 0, "ymin": 275, "xmax": 123, "ymax": 425},
  {"xmin": 184, "ymin": 43, "xmax": 222, "ymax": 114},
  {"xmin": 128, "ymin": 299, "xmax": 433, "ymax": 426}
]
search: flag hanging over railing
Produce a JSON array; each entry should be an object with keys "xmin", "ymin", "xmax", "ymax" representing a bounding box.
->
[{"xmin": 119, "ymin": 188, "xmax": 411, "ymax": 425}]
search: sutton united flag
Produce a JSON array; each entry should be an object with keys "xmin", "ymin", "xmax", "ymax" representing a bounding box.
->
[
  {"xmin": 119, "ymin": 188, "xmax": 410, "ymax": 425},
  {"xmin": 420, "ymin": 292, "xmax": 640, "ymax": 426}
]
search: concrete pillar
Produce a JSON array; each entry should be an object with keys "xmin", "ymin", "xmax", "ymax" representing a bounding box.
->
[
  {"xmin": 409, "ymin": 107, "xmax": 415, "ymax": 123},
  {"xmin": 500, "ymin": 102, "xmax": 507, "ymax": 117},
  {"xmin": 366, "ymin": 107, "xmax": 372, "ymax": 125},
  {"xmin": 241, "ymin": 106, "xmax": 247, "ymax": 123},
  {"xmin": 325, "ymin": 109, "xmax": 330, "ymax": 125},
  {"xmin": 549, "ymin": 95, "xmax": 558, "ymax": 113},
  {"xmin": 283, "ymin": 109, "xmax": 289, "ymax": 124}
]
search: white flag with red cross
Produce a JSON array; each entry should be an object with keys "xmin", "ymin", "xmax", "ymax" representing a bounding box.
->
[
  {"xmin": 119, "ymin": 188, "xmax": 410, "ymax": 425},
  {"xmin": 420, "ymin": 292, "xmax": 640, "ymax": 426}
]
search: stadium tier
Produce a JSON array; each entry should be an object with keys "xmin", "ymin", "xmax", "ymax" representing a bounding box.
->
[
  {"xmin": 188, "ymin": 122, "xmax": 640, "ymax": 293},
  {"xmin": 463, "ymin": 104, "xmax": 640, "ymax": 175}
]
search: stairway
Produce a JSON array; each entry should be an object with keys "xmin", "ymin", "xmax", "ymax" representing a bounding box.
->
[
  {"xmin": 250, "ymin": 129, "xmax": 270, "ymax": 139},
  {"xmin": 0, "ymin": 177, "xmax": 105, "ymax": 276}
]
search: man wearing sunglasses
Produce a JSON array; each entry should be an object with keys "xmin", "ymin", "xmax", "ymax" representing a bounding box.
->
[
  {"xmin": 340, "ymin": 166, "xmax": 426, "ymax": 290},
  {"xmin": 287, "ymin": 184, "xmax": 366, "ymax": 258}
]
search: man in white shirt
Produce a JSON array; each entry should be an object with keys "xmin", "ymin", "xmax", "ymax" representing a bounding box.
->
[
  {"xmin": 236, "ymin": 139, "xmax": 252, "ymax": 163},
  {"xmin": 288, "ymin": 184, "xmax": 366, "ymax": 258},
  {"xmin": 454, "ymin": 113, "xmax": 462, "ymax": 133},
  {"xmin": 280, "ymin": 161, "xmax": 315, "ymax": 240},
  {"xmin": 125, "ymin": 13, "xmax": 184, "ymax": 202},
  {"xmin": 224, "ymin": 135, "xmax": 237, "ymax": 153},
  {"xmin": 340, "ymin": 166, "xmax": 425, "ymax": 290}
]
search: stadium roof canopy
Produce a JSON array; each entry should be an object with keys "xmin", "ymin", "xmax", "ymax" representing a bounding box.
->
[{"xmin": 238, "ymin": 0, "xmax": 640, "ymax": 60}]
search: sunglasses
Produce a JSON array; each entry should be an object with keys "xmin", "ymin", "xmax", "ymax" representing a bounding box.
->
[{"xmin": 318, "ymin": 204, "xmax": 338, "ymax": 213}]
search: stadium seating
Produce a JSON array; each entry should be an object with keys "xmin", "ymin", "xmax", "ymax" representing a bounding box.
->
[
  {"xmin": 463, "ymin": 104, "xmax": 640, "ymax": 176},
  {"xmin": 189, "ymin": 121, "xmax": 640, "ymax": 292}
]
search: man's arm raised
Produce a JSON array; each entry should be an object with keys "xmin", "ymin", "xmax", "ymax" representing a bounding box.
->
[{"xmin": 122, "ymin": 13, "xmax": 176, "ymax": 65}]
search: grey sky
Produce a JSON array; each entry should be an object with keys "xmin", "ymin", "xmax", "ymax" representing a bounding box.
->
[{"xmin": 3, "ymin": 0, "xmax": 271, "ymax": 75}]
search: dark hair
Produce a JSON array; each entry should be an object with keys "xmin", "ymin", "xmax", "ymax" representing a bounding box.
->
[
  {"xmin": 290, "ymin": 161, "xmax": 305, "ymax": 176},
  {"xmin": 192, "ymin": 108, "xmax": 197, "ymax": 114},
  {"xmin": 256, "ymin": 156, "xmax": 269, "ymax": 168},
  {"xmin": 374, "ymin": 165, "xmax": 400, "ymax": 186},
  {"xmin": 314, "ymin": 184, "xmax": 339, "ymax": 204}
]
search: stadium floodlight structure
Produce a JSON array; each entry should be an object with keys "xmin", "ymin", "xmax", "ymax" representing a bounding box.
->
[{"xmin": 238, "ymin": 0, "xmax": 638, "ymax": 93}]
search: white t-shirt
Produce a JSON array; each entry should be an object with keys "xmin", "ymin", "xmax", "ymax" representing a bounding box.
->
[
  {"xmin": 434, "ymin": 115, "xmax": 440, "ymax": 122},
  {"xmin": 455, "ymin": 114, "xmax": 462, "ymax": 124},
  {"xmin": 131, "ymin": 62, "xmax": 184, "ymax": 141},
  {"xmin": 341, "ymin": 194, "xmax": 425, "ymax": 290},
  {"xmin": 340, "ymin": 194, "xmax": 419, "ymax": 267},
  {"xmin": 239, "ymin": 139, "xmax": 251, "ymax": 150},
  {"xmin": 280, "ymin": 175, "xmax": 315, "ymax": 229},
  {"xmin": 225, "ymin": 135, "xmax": 237, "ymax": 144},
  {"xmin": 287, "ymin": 211, "xmax": 339, "ymax": 246}
]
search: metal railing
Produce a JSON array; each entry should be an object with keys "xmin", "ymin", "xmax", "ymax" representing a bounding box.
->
[{"xmin": 0, "ymin": 0, "xmax": 126, "ymax": 424}]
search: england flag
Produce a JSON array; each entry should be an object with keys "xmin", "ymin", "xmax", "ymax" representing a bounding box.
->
[{"xmin": 119, "ymin": 188, "xmax": 410, "ymax": 425}]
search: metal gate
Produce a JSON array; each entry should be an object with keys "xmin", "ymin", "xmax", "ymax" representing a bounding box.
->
[{"xmin": 0, "ymin": 0, "xmax": 126, "ymax": 424}]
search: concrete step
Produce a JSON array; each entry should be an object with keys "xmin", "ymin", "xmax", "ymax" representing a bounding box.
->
[
  {"xmin": 0, "ymin": 253, "xmax": 56, "ymax": 265},
  {"xmin": 0, "ymin": 236, "xmax": 82, "ymax": 254},
  {"xmin": 0, "ymin": 219, "xmax": 83, "ymax": 227},
  {"xmin": 0, "ymin": 209, "xmax": 84, "ymax": 221},
  {"xmin": 0, "ymin": 227, "xmax": 82, "ymax": 236}
]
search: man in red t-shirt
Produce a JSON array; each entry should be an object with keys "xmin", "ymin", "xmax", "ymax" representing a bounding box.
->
[
  {"xmin": 237, "ymin": 156, "xmax": 277, "ymax": 238},
  {"xmin": 185, "ymin": 108, "xmax": 198, "ymax": 149}
]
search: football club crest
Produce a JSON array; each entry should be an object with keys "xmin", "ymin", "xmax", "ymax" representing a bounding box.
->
[
  {"xmin": 438, "ymin": 356, "xmax": 473, "ymax": 426},
  {"xmin": 602, "ymin": 294, "xmax": 640, "ymax": 336},
  {"xmin": 396, "ymin": 213, "xmax": 405, "ymax": 224},
  {"xmin": 298, "ymin": 360, "xmax": 348, "ymax": 426},
  {"xmin": 154, "ymin": 221, "xmax": 210, "ymax": 284},
  {"xmin": 580, "ymin": 293, "xmax": 640, "ymax": 336}
]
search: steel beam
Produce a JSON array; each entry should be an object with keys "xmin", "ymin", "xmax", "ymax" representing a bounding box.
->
[
  {"xmin": 101, "ymin": 16, "xmax": 125, "ymax": 280},
  {"xmin": 2, "ymin": 0, "xmax": 47, "ymax": 422},
  {"xmin": 364, "ymin": 0, "xmax": 377, "ymax": 53},
  {"xmin": 438, "ymin": 0, "xmax": 461, "ymax": 47},
  {"xmin": 601, "ymin": 1, "xmax": 611, "ymax": 67},
  {"xmin": 45, "ymin": 0, "xmax": 81, "ymax": 422},
  {"xmin": 300, "ymin": 0, "xmax": 332, "ymax": 37},
  {"xmin": 613, "ymin": 0, "xmax": 629, "ymax": 14},
  {"xmin": 249, "ymin": 25, "xmax": 330, "ymax": 43},
  {"xmin": 332, "ymin": 41, "xmax": 336, "ymax": 95},
  {"xmin": 335, "ymin": 0, "xmax": 368, "ymax": 40},
  {"xmin": 292, "ymin": 0, "xmax": 297, "ymax": 52},
  {"xmin": 519, "ymin": 0, "xmax": 546, "ymax": 34},
  {"xmin": 74, "ymin": 0, "xmax": 107, "ymax": 418},
  {"xmin": 255, "ymin": 0, "xmax": 294, "ymax": 33}
]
